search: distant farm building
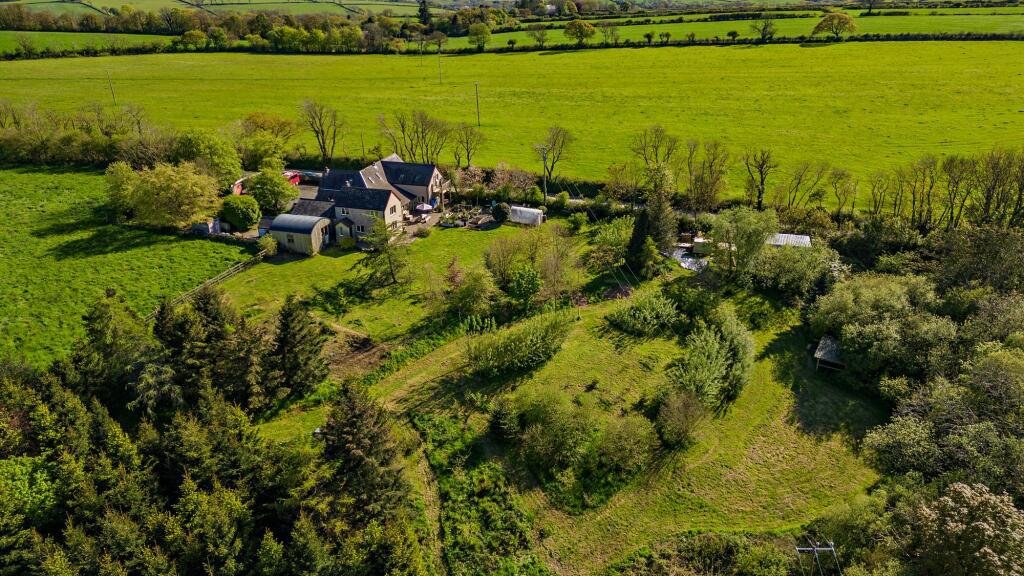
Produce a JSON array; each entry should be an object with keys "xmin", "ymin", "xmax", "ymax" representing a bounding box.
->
[
  {"xmin": 508, "ymin": 205, "xmax": 545, "ymax": 226},
  {"xmin": 268, "ymin": 214, "xmax": 331, "ymax": 255}
]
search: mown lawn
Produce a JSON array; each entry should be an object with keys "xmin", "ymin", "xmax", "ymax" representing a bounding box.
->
[
  {"xmin": 0, "ymin": 30, "xmax": 171, "ymax": 53},
  {"xmin": 3, "ymin": 42, "xmax": 1021, "ymax": 202},
  {"xmin": 220, "ymin": 224, "xmax": 521, "ymax": 340},
  {"xmin": 0, "ymin": 168, "xmax": 253, "ymax": 366}
]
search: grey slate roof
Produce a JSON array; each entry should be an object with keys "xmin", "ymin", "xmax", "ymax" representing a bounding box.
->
[
  {"xmin": 269, "ymin": 214, "xmax": 329, "ymax": 234},
  {"xmin": 290, "ymin": 199, "xmax": 335, "ymax": 218},
  {"xmin": 315, "ymin": 186, "xmax": 396, "ymax": 211},
  {"xmin": 321, "ymin": 170, "xmax": 366, "ymax": 190},
  {"xmin": 381, "ymin": 161, "xmax": 436, "ymax": 187}
]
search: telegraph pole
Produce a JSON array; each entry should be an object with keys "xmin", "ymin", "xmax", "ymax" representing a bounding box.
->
[
  {"xmin": 106, "ymin": 71, "xmax": 117, "ymax": 106},
  {"xmin": 474, "ymin": 82, "xmax": 481, "ymax": 127}
]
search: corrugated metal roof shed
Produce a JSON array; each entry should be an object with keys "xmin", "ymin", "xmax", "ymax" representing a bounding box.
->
[
  {"xmin": 767, "ymin": 233, "xmax": 812, "ymax": 248},
  {"xmin": 269, "ymin": 214, "xmax": 330, "ymax": 234}
]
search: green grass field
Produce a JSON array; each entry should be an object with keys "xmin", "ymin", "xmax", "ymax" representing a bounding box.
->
[
  {"xmin": 3, "ymin": 42, "xmax": 1021, "ymax": 197},
  {"xmin": 6, "ymin": 0, "xmax": 434, "ymax": 15},
  {"xmin": 0, "ymin": 168, "xmax": 253, "ymax": 366},
  {"xmin": 5, "ymin": 0, "xmax": 102, "ymax": 15},
  {"xmin": 455, "ymin": 13, "xmax": 1024, "ymax": 48},
  {"xmin": 0, "ymin": 30, "xmax": 170, "ymax": 52},
  {"xmin": 220, "ymin": 224, "xmax": 520, "ymax": 340}
]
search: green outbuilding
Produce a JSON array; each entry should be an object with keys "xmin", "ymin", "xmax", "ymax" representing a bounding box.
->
[{"xmin": 268, "ymin": 214, "xmax": 331, "ymax": 256}]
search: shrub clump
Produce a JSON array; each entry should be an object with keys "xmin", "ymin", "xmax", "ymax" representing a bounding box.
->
[
  {"xmin": 221, "ymin": 194, "xmax": 261, "ymax": 231},
  {"xmin": 606, "ymin": 293, "xmax": 679, "ymax": 337},
  {"xmin": 668, "ymin": 309, "xmax": 754, "ymax": 407},
  {"xmin": 465, "ymin": 312, "xmax": 573, "ymax": 378}
]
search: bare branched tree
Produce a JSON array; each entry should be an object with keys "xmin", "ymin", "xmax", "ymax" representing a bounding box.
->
[
  {"xmin": 683, "ymin": 139, "xmax": 730, "ymax": 214},
  {"xmin": 452, "ymin": 123, "xmax": 485, "ymax": 168},
  {"xmin": 867, "ymin": 171, "xmax": 890, "ymax": 217},
  {"xmin": 605, "ymin": 161, "xmax": 646, "ymax": 208},
  {"xmin": 630, "ymin": 125, "xmax": 679, "ymax": 170},
  {"xmin": 773, "ymin": 161, "xmax": 828, "ymax": 209},
  {"xmin": 379, "ymin": 110, "xmax": 451, "ymax": 165},
  {"xmin": 828, "ymin": 167, "xmax": 858, "ymax": 219},
  {"xmin": 300, "ymin": 99, "xmax": 343, "ymax": 169},
  {"xmin": 533, "ymin": 126, "xmax": 572, "ymax": 196},
  {"xmin": 938, "ymin": 155, "xmax": 977, "ymax": 231},
  {"xmin": 742, "ymin": 147, "xmax": 777, "ymax": 210}
]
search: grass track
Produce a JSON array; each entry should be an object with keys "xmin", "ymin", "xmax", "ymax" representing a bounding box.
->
[
  {"xmin": 3, "ymin": 43, "xmax": 1022, "ymax": 198},
  {"xmin": 0, "ymin": 168, "xmax": 253, "ymax": 366}
]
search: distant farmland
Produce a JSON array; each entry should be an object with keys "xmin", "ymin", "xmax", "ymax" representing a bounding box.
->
[
  {"xmin": 450, "ymin": 12, "xmax": 1024, "ymax": 49},
  {"xmin": 2, "ymin": 42, "xmax": 1022, "ymax": 197}
]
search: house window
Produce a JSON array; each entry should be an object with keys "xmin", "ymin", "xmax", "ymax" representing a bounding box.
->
[
  {"xmin": 356, "ymin": 225, "xmax": 365, "ymax": 233},
  {"xmin": 339, "ymin": 207, "xmax": 350, "ymax": 215},
  {"xmin": 286, "ymin": 234, "xmax": 294, "ymax": 244},
  {"xmin": 389, "ymin": 205, "xmax": 397, "ymax": 215}
]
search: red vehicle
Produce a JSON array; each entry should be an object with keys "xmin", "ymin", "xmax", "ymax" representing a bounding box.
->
[{"xmin": 231, "ymin": 170, "xmax": 301, "ymax": 195}]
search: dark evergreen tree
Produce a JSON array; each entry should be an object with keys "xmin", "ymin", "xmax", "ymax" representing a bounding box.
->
[
  {"xmin": 267, "ymin": 295, "xmax": 328, "ymax": 400},
  {"xmin": 67, "ymin": 292, "xmax": 153, "ymax": 409},
  {"xmin": 321, "ymin": 383, "xmax": 407, "ymax": 524},
  {"xmin": 417, "ymin": 0, "xmax": 432, "ymax": 26},
  {"xmin": 646, "ymin": 186, "xmax": 678, "ymax": 253}
]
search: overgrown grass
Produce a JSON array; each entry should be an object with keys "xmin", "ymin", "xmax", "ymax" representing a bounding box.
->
[
  {"xmin": 0, "ymin": 168, "xmax": 253, "ymax": 366},
  {"xmin": 363, "ymin": 287, "xmax": 884, "ymax": 573},
  {"xmin": 3, "ymin": 43, "xmax": 1021, "ymax": 204},
  {"xmin": 247, "ymin": 225, "xmax": 882, "ymax": 573}
]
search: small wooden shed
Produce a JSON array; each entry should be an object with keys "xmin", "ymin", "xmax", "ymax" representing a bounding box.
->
[
  {"xmin": 268, "ymin": 214, "xmax": 331, "ymax": 255},
  {"xmin": 814, "ymin": 335, "xmax": 845, "ymax": 371}
]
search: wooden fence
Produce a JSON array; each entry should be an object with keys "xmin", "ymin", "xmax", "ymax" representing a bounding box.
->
[{"xmin": 144, "ymin": 249, "xmax": 268, "ymax": 320}]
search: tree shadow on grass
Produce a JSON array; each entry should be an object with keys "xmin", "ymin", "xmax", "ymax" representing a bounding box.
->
[
  {"xmin": 31, "ymin": 204, "xmax": 111, "ymax": 238},
  {"xmin": 306, "ymin": 275, "xmax": 374, "ymax": 318},
  {"xmin": 760, "ymin": 324, "xmax": 886, "ymax": 443},
  {"xmin": 47, "ymin": 223, "xmax": 177, "ymax": 260}
]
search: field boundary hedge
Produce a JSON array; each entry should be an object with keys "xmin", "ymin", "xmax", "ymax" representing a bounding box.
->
[{"xmin": 4, "ymin": 31, "xmax": 1023, "ymax": 60}]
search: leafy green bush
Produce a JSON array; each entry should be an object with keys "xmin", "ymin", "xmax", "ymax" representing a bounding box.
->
[
  {"xmin": 596, "ymin": 415, "xmax": 658, "ymax": 475},
  {"xmin": 221, "ymin": 194, "xmax": 261, "ymax": 231},
  {"xmin": 655, "ymin": 390, "xmax": 705, "ymax": 448},
  {"xmin": 609, "ymin": 533, "xmax": 792, "ymax": 576},
  {"xmin": 668, "ymin": 310, "xmax": 754, "ymax": 406},
  {"xmin": 567, "ymin": 212, "xmax": 588, "ymax": 233},
  {"xmin": 256, "ymin": 233, "xmax": 277, "ymax": 256},
  {"xmin": 492, "ymin": 202, "xmax": 511, "ymax": 223},
  {"xmin": 607, "ymin": 293, "xmax": 679, "ymax": 337},
  {"xmin": 246, "ymin": 158, "xmax": 297, "ymax": 215},
  {"xmin": 551, "ymin": 191, "xmax": 570, "ymax": 212},
  {"xmin": 751, "ymin": 243, "xmax": 838, "ymax": 301},
  {"xmin": 465, "ymin": 312, "xmax": 572, "ymax": 378},
  {"xmin": 413, "ymin": 413, "xmax": 552, "ymax": 576}
]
